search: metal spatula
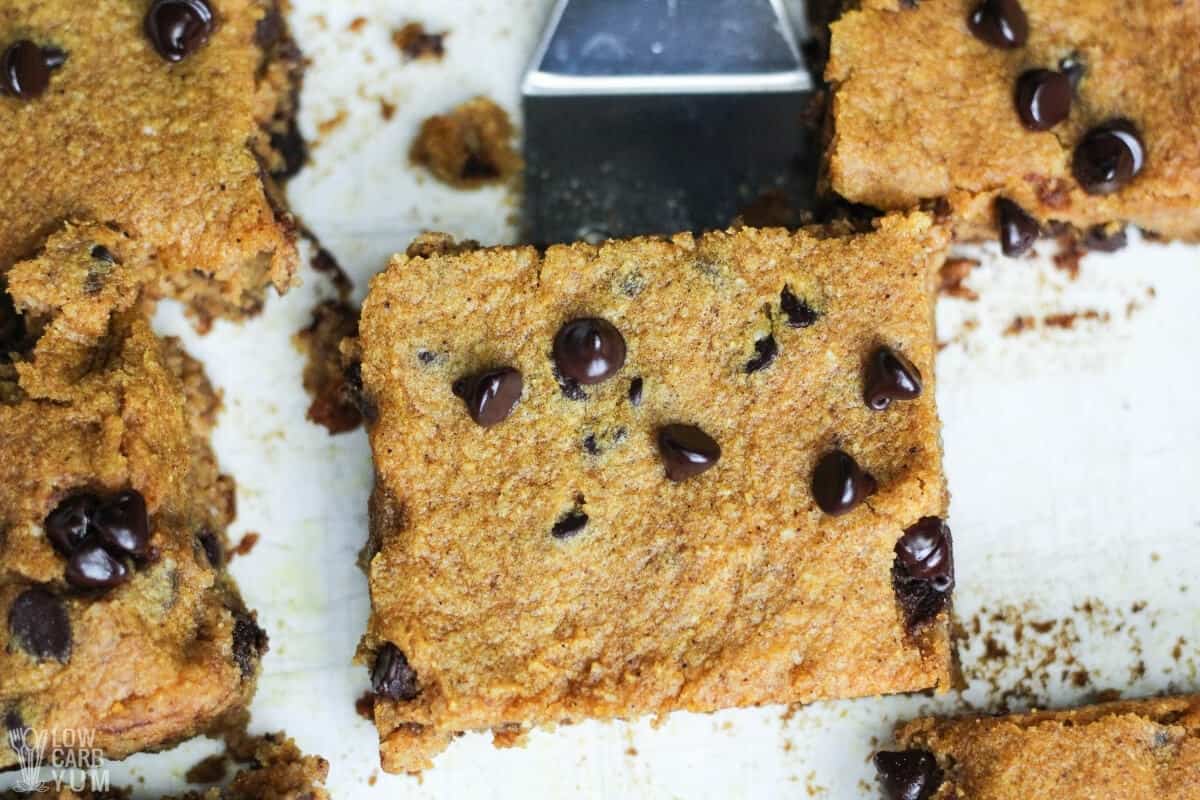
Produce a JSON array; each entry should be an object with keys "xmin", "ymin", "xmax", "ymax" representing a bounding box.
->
[{"xmin": 521, "ymin": 0, "xmax": 817, "ymax": 245}]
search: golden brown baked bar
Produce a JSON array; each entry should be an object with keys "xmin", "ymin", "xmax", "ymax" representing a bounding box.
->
[
  {"xmin": 0, "ymin": 223, "xmax": 267, "ymax": 770},
  {"xmin": 355, "ymin": 212, "xmax": 955, "ymax": 773},
  {"xmin": 875, "ymin": 694, "xmax": 1200, "ymax": 799},
  {"xmin": 826, "ymin": 0, "xmax": 1200, "ymax": 246},
  {"xmin": 0, "ymin": 0, "xmax": 303, "ymax": 325}
]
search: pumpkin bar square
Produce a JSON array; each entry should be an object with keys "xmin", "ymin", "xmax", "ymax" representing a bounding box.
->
[
  {"xmin": 0, "ymin": 0, "xmax": 304, "ymax": 325},
  {"xmin": 825, "ymin": 0, "xmax": 1200, "ymax": 248},
  {"xmin": 0, "ymin": 223, "xmax": 267, "ymax": 769},
  {"xmin": 355, "ymin": 212, "xmax": 956, "ymax": 773},
  {"xmin": 875, "ymin": 694, "xmax": 1200, "ymax": 799}
]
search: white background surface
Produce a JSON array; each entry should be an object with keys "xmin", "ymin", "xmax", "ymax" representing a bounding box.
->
[{"xmin": 5, "ymin": 1, "xmax": 1199, "ymax": 797}]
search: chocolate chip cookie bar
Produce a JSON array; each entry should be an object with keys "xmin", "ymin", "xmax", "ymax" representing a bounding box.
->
[
  {"xmin": 875, "ymin": 694, "xmax": 1200, "ymax": 799},
  {"xmin": 826, "ymin": 0, "xmax": 1200, "ymax": 250},
  {"xmin": 0, "ymin": 0, "xmax": 303, "ymax": 325},
  {"xmin": 355, "ymin": 212, "xmax": 956, "ymax": 773},
  {"xmin": 1, "ymin": 224, "xmax": 267, "ymax": 770}
]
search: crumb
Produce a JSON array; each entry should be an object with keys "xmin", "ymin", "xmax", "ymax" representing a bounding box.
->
[
  {"xmin": 295, "ymin": 300, "xmax": 362, "ymax": 435},
  {"xmin": 409, "ymin": 97, "xmax": 522, "ymax": 188},
  {"xmin": 491, "ymin": 724, "xmax": 528, "ymax": 749},
  {"xmin": 317, "ymin": 109, "xmax": 349, "ymax": 137},
  {"xmin": 1052, "ymin": 233, "xmax": 1085, "ymax": 280},
  {"xmin": 348, "ymin": 16, "xmax": 367, "ymax": 32},
  {"xmin": 355, "ymin": 691, "xmax": 376, "ymax": 722},
  {"xmin": 938, "ymin": 257, "xmax": 980, "ymax": 301},
  {"xmin": 380, "ymin": 98, "xmax": 397, "ymax": 121},
  {"xmin": 368, "ymin": 771, "xmax": 378, "ymax": 786},
  {"xmin": 1131, "ymin": 601, "xmax": 1147, "ymax": 613},
  {"xmin": 1004, "ymin": 315, "xmax": 1035, "ymax": 336},
  {"xmin": 625, "ymin": 746, "xmax": 638, "ymax": 757},
  {"xmin": 393, "ymin": 22, "xmax": 447, "ymax": 61},
  {"xmin": 230, "ymin": 532, "xmax": 260, "ymax": 559},
  {"xmin": 1043, "ymin": 310, "xmax": 1109, "ymax": 330},
  {"xmin": 185, "ymin": 754, "xmax": 228, "ymax": 785}
]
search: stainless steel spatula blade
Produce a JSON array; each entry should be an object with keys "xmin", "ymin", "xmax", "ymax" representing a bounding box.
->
[{"xmin": 522, "ymin": 0, "xmax": 817, "ymax": 245}]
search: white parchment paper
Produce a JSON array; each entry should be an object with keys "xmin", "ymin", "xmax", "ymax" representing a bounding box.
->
[{"xmin": 4, "ymin": 1, "xmax": 1198, "ymax": 797}]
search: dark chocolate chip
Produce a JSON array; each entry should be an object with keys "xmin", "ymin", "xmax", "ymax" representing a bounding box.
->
[
  {"xmin": 94, "ymin": 490, "xmax": 150, "ymax": 558},
  {"xmin": 551, "ymin": 510, "xmax": 589, "ymax": 539},
  {"xmin": 780, "ymin": 286, "xmax": 818, "ymax": 328},
  {"xmin": 743, "ymin": 334, "xmax": 778, "ymax": 374},
  {"xmin": 1059, "ymin": 53, "xmax": 1085, "ymax": 89},
  {"xmin": 90, "ymin": 245, "xmax": 116, "ymax": 263},
  {"xmin": 1082, "ymin": 224, "xmax": 1128, "ymax": 252},
  {"xmin": 198, "ymin": 528, "xmax": 223, "ymax": 568},
  {"xmin": 995, "ymin": 197, "xmax": 1040, "ymax": 257},
  {"xmin": 45, "ymin": 493, "xmax": 100, "ymax": 557},
  {"xmin": 1073, "ymin": 119, "xmax": 1146, "ymax": 196},
  {"xmin": 967, "ymin": 0, "xmax": 1028, "ymax": 49},
  {"xmin": 657, "ymin": 424, "xmax": 721, "ymax": 482},
  {"xmin": 811, "ymin": 450, "xmax": 877, "ymax": 516},
  {"xmin": 893, "ymin": 518, "xmax": 955, "ymax": 629},
  {"xmin": 254, "ymin": 5, "xmax": 285, "ymax": 48},
  {"xmin": 864, "ymin": 346, "xmax": 923, "ymax": 411},
  {"xmin": 552, "ymin": 318, "xmax": 626, "ymax": 385},
  {"xmin": 372, "ymin": 643, "xmax": 419, "ymax": 701},
  {"xmin": 40, "ymin": 46, "xmax": 67, "ymax": 70},
  {"xmin": 1, "ymin": 40, "xmax": 51, "ymax": 100},
  {"xmin": 1015, "ymin": 69, "xmax": 1071, "ymax": 131},
  {"xmin": 416, "ymin": 349, "xmax": 438, "ymax": 365},
  {"xmin": 452, "ymin": 367, "xmax": 522, "ymax": 427},
  {"xmin": 65, "ymin": 544, "xmax": 130, "ymax": 590},
  {"xmin": 583, "ymin": 433, "xmax": 599, "ymax": 455},
  {"xmin": 8, "ymin": 586, "xmax": 72, "ymax": 662},
  {"xmin": 232, "ymin": 611, "xmax": 268, "ymax": 678},
  {"xmin": 874, "ymin": 749, "xmax": 944, "ymax": 800},
  {"xmin": 628, "ymin": 376, "xmax": 643, "ymax": 407},
  {"xmin": 145, "ymin": 0, "xmax": 217, "ymax": 63}
]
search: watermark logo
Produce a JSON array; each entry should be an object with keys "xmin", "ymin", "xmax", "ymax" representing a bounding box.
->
[{"xmin": 6, "ymin": 727, "xmax": 109, "ymax": 794}]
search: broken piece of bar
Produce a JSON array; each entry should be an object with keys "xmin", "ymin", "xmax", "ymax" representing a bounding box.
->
[
  {"xmin": 875, "ymin": 694, "xmax": 1200, "ymax": 799},
  {"xmin": 0, "ymin": 0, "xmax": 304, "ymax": 324},
  {"xmin": 825, "ymin": 0, "xmax": 1200, "ymax": 246},
  {"xmin": 355, "ymin": 211, "xmax": 955, "ymax": 772},
  {"xmin": 1, "ymin": 223, "xmax": 267, "ymax": 769}
]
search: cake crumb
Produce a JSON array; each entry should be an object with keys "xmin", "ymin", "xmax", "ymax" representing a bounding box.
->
[
  {"xmin": 368, "ymin": 770, "xmax": 378, "ymax": 786},
  {"xmin": 380, "ymin": 98, "xmax": 397, "ymax": 121},
  {"xmin": 317, "ymin": 109, "xmax": 348, "ymax": 137},
  {"xmin": 295, "ymin": 300, "xmax": 362, "ymax": 435},
  {"xmin": 356, "ymin": 691, "xmax": 376, "ymax": 722},
  {"xmin": 410, "ymin": 97, "xmax": 522, "ymax": 188},
  {"xmin": 938, "ymin": 257, "xmax": 980, "ymax": 300},
  {"xmin": 1052, "ymin": 233, "xmax": 1085, "ymax": 280},
  {"xmin": 230, "ymin": 532, "xmax": 260, "ymax": 559},
  {"xmin": 393, "ymin": 22, "xmax": 447, "ymax": 60},
  {"xmin": 185, "ymin": 754, "xmax": 228, "ymax": 785},
  {"xmin": 348, "ymin": 16, "xmax": 367, "ymax": 32},
  {"xmin": 1004, "ymin": 315, "xmax": 1035, "ymax": 336}
]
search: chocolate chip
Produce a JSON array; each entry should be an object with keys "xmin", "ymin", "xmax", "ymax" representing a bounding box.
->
[
  {"xmin": 94, "ymin": 490, "xmax": 150, "ymax": 558},
  {"xmin": 552, "ymin": 318, "xmax": 626, "ymax": 385},
  {"xmin": 65, "ymin": 544, "xmax": 130, "ymax": 590},
  {"xmin": 90, "ymin": 245, "xmax": 116, "ymax": 263},
  {"xmin": 416, "ymin": 349, "xmax": 438, "ymax": 365},
  {"xmin": 628, "ymin": 376, "xmax": 643, "ymax": 407},
  {"xmin": 254, "ymin": 5, "xmax": 285, "ymax": 48},
  {"xmin": 45, "ymin": 494, "xmax": 100, "ymax": 557},
  {"xmin": 145, "ymin": 0, "xmax": 217, "ymax": 63},
  {"xmin": 743, "ymin": 334, "xmax": 778, "ymax": 374},
  {"xmin": 1015, "ymin": 69, "xmax": 1071, "ymax": 131},
  {"xmin": 967, "ymin": 0, "xmax": 1028, "ymax": 49},
  {"xmin": 372, "ymin": 643, "xmax": 419, "ymax": 701},
  {"xmin": 1082, "ymin": 224, "xmax": 1128, "ymax": 252},
  {"xmin": 270, "ymin": 118, "xmax": 308, "ymax": 181},
  {"xmin": 874, "ymin": 750, "xmax": 943, "ymax": 800},
  {"xmin": 1073, "ymin": 120, "xmax": 1146, "ymax": 195},
  {"xmin": 452, "ymin": 367, "xmax": 522, "ymax": 427},
  {"xmin": 995, "ymin": 197, "xmax": 1040, "ymax": 257},
  {"xmin": 40, "ymin": 46, "xmax": 67, "ymax": 70},
  {"xmin": 893, "ymin": 517, "xmax": 955, "ymax": 629},
  {"xmin": 864, "ymin": 346, "xmax": 922, "ymax": 411},
  {"xmin": 781, "ymin": 286, "xmax": 818, "ymax": 328},
  {"xmin": 583, "ymin": 433, "xmax": 599, "ymax": 455},
  {"xmin": 551, "ymin": 510, "xmax": 588, "ymax": 539},
  {"xmin": 811, "ymin": 450, "xmax": 877, "ymax": 516},
  {"xmin": 658, "ymin": 424, "xmax": 721, "ymax": 482},
  {"xmin": 1059, "ymin": 53, "xmax": 1085, "ymax": 89},
  {"xmin": 8, "ymin": 587, "xmax": 71, "ymax": 662},
  {"xmin": 232, "ymin": 611, "xmax": 268, "ymax": 678},
  {"xmin": 1, "ymin": 40, "xmax": 52, "ymax": 100},
  {"xmin": 198, "ymin": 528, "xmax": 223, "ymax": 568}
]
